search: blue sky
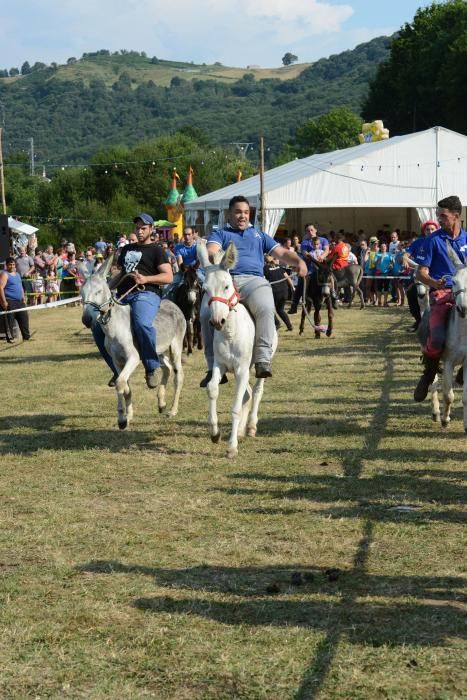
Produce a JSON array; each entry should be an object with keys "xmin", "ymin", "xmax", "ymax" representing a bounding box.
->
[{"xmin": 1, "ymin": 0, "xmax": 432, "ymax": 69}]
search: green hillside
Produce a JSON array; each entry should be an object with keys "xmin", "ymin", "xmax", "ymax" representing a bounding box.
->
[{"xmin": 0, "ymin": 37, "xmax": 391, "ymax": 164}]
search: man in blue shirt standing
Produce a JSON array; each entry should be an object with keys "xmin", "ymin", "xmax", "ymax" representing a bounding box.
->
[
  {"xmin": 290, "ymin": 223, "xmax": 330, "ymax": 313},
  {"xmin": 200, "ymin": 195, "xmax": 307, "ymax": 387},
  {"xmin": 412, "ymin": 195, "xmax": 467, "ymax": 401}
]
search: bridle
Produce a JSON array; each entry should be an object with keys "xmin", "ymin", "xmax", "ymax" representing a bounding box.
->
[
  {"xmin": 83, "ymin": 273, "xmax": 145, "ymax": 324},
  {"xmin": 208, "ymin": 288, "xmax": 240, "ymax": 310}
]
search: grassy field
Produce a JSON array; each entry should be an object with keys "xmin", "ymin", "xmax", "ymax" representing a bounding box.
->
[
  {"xmin": 26, "ymin": 56, "xmax": 308, "ymax": 88},
  {"xmin": 0, "ymin": 304, "xmax": 466, "ymax": 699}
]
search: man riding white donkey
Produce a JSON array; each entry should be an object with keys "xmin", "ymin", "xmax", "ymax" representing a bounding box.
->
[
  {"xmin": 412, "ymin": 195, "xmax": 467, "ymax": 404},
  {"xmin": 200, "ymin": 196, "xmax": 307, "ymax": 387},
  {"xmin": 198, "ymin": 196, "xmax": 306, "ymax": 457},
  {"xmin": 91, "ymin": 213, "xmax": 173, "ymax": 388}
]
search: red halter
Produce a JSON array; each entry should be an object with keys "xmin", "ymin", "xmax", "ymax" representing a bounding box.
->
[{"xmin": 208, "ymin": 288, "xmax": 240, "ymax": 310}]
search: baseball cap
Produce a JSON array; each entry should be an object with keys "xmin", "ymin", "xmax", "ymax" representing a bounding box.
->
[{"xmin": 133, "ymin": 213, "xmax": 154, "ymax": 225}]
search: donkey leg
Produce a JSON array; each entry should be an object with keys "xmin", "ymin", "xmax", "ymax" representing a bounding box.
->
[
  {"xmin": 431, "ymin": 375, "xmax": 441, "ymax": 422},
  {"xmin": 314, "ymin": 305, "xmax": 321, "ymax": 339},
  {"xmin": 441, "ymin": 362, "xmax": 455, "ymax": 429},
  {"xmin": 326, "ymin": 298, "xmax": 333, "ymax": 337},
  {"xmin": 157, "ymin": 356, "xmax": 171, "ymax": 414},
  {"xmin": 167, "ymin": 343, "xmax": 184, "ymax": 418},
  {"xmin": 227, "ymin": 368, "xmax": 250, "ymax": 458},
  {"xmin": 186, "ymin": 318, "xmax": 193, "ymax": 355},
  {"xmin": 299, "ymin": 307, "xmax": 305, "ymax": 336},
  {"xmin": 247, "ymin": 378, "xmax": 265, "ymax": 437},
  {"xmin": 115, "ymin": 355, "xmax": 139, "ymax": 429},
  {"xmin": 463, "ymin": 364, "xmax": 467, "ymax": 433},
  {"xmin": 207, "ymin": 365, "xmax": 223, "ymax": 443},
  {"xmin": 237, "ymin": 382, "xmax": 253, "ymax": 438}
]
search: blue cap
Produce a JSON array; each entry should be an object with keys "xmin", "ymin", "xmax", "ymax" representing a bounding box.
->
[{"xmin": 133, "ymin": 213, "xmax": 154, "ymax": 225}]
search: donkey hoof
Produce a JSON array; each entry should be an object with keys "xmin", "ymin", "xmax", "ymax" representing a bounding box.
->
[
  {"xmin": 226, "ymin": 447, "xmax": 238, "ymax": 459},
  {"xmin": 158, "ymin": 405, "xmax": 167, "ymax": 414},
  {"xmin": 118, "ymin": 418, "xmax": 128, "ymax": 430},
  {"xmin": 299, "ymin": 331, "xmax": 304, "ymax": 337},
  {"xmin": 432, "ymin": 413, "xmax": 441, "ymax": 423},
  {"xmin": 211, "ymin": 431, "xmax": 221, "ymax": 443},
  {"xmin": 247, "ymin": 427, "xmax": 257, "ymax": 437},
  {"xmin": 441, "ymin": 420, "xmax": 449, "ymax": 429}
]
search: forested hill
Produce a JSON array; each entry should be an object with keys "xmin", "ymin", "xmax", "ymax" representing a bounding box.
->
[{"xmin": 0, "ymin": 36, "xmax": 391, "ymax": 163}]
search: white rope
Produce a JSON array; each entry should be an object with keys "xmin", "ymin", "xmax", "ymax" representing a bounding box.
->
[{"xmin": 0, "ymin": 296, "xmax": 81, "ymax": 317}]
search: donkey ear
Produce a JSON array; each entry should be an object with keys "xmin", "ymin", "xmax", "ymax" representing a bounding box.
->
[
  {"xmin": 196, "ymin": 238, "xmax": 211, "ymax": 269},
  {"xmin": 98, "ymin": 254, "xmax": 114, "ymax": 278},
  {"xmin": 446, "ymin": 242, "xmax": 464, "ymax": 270},
  {"xmin": 220, "ymin": 241, "xmax": 238, "ymax": 271}
]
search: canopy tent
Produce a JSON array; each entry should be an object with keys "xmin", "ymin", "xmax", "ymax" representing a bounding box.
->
[
  {"xmin": 8, "ymin": 217, "xmax": 38, "ymax": 236},
  {"xmin": 7, "ymin": 217, "xmax": 39, "ymax": 257},
  {"xmin": 184, "ymin": 127, "xmax": 467, "ymax": 236}
]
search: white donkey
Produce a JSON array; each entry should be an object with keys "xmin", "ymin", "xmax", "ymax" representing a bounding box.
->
[
  {"xmin": 430, "ymin": 246, "xmax": 467, "ymax": 430},
  {"xmin": 81, "ymin": 256, "xmax": 186, "ymax": 429},
  {"xmin": 197, "ymin": 239, "xmax": 277, "ymax": 458}
]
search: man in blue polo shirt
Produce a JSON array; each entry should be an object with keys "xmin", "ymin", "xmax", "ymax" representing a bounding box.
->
[
  {"xmin": 199, "ymin": 195, "xmax": 307, "ymax": 387},
  {"xmin": 412, "ymin": 195, "xmax": 467, "ymax": 401}
]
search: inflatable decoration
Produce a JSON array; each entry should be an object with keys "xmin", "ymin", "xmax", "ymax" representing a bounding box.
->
[
  {"xmin": 359, "ymin": 120, "xmax": 389, "ymax": 144},
  {"xmin": 164, "ymin": 169, "xmax": 183, "ymax": 238}
]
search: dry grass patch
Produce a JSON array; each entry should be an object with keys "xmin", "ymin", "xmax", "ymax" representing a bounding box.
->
[{"xmin": 0, "ymin": 304, "xmax": 465, "ymax": 698}]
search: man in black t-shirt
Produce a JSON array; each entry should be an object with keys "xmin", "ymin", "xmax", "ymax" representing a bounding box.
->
[{"xmin": 114, "ymin": 213, "xmax": 173, "ymax": 388}]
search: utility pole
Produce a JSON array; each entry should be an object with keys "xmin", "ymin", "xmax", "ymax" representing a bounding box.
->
[
  {"xmin": 259, "ymin": 136, "xmax": 265, "ymax": 230},
  {"xmin": 0, "ymin": 128, "xmax": 6, "ymax": 214},
  {"xmin": 29, "ymin": 137, "xmax": 35, "ymax": 176}
]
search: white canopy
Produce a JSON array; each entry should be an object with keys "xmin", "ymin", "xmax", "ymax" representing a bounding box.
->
[
  {"xmin": 8, "ymin": 217, "xmax": 38, "ymax": 235},
  {"xmin": 186, "ymin": 126, "xmax": 467, "ymax": 214}
]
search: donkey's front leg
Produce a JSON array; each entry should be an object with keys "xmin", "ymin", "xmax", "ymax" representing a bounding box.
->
[
  {"xmin": 227, "ymin": 368, "xmax": 250, "ymax": 459},
  {"xmin": 207, "ymin": 365, "xmax": 223, "ymax": 443},
  {"xmin": 441, "ymin": 361, "xmax": 455, "ymax": 429}
]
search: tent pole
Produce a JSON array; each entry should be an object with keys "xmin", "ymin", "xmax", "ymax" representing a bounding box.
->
[
  {"xmin": 0, "ymin": 128, "xmax": 6, "ymax": 215},
  {"xmin": 260, "ymin": 136, "xmax": 265, "ymax": 230}
]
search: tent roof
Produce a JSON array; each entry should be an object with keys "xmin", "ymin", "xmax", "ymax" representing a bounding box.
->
[
  {"xmin": 8, "ymin": 217, "xmax": 38, "ymax": 235},
  {"xmin": 185, "ymin": 127, "xmax": 467, "ymax": 210}
]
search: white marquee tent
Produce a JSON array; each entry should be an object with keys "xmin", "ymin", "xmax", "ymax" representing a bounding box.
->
[{"xmin": 185, "ymin": 127, "xmax": 467, "ymax": 236}]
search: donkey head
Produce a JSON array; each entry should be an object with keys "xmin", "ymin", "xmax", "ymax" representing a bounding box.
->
[
  {"xmin": 197, "ymin": 239, "xmax": 239, "ymax": 330},
  {"xmin": 310, "ymin": 258, "xmax": 332, "ymax": 297},
  {"xmin": 446, "ymin": 244, "xmax": 467, "ymax": 318},
  {"xmin": 80, "ymin": 255, "xmax": 113, "ymax": 328}
]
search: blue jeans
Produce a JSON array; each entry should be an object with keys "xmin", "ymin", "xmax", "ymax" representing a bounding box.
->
[
  {"xmin": 123, "ymin": 290, "xmax": 161, "ymax": 372},
  {"xmin": 92, "ymin": 320, "xmax": 118, "ymax": 375}
]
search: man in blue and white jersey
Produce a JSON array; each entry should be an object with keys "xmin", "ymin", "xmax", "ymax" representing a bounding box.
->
[
  {"xmin": 411, "ymin": 195, "xmax": 467, "ymax": 401},
  {"xmin": 200, "ymin": 195, "xmax": 307, "ymax": 387}
]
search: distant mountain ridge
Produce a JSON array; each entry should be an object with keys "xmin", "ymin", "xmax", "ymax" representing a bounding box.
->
[{"xmin": 0, "ymin": 36, "xmax": 391, "ymax": 163}]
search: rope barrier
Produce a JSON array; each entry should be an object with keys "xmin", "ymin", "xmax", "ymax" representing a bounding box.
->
[{"xmin": 0, "ymin": 296, "xmax": 81, "ymax": 317}]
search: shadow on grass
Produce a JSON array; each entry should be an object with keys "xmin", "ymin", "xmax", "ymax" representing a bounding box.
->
[
  {"xmin": 0, "ymin": 413, "xmax": 195, "ymax": 455},
  {"xmin": 76, "ymin": 558, "xmax": 467, "ymax": 649},
  {"xmin": 0, "ymin": 352, "xmax": 101, "ymax": 364}
]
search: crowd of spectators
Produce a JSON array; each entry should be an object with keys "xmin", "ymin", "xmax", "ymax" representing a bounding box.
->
[
  {"xmin": 11, "ymin": 231, "xmax": 183, "ymax": 305},
  {"xmin": 278, "ymin": 225, "xmax": 419, "ymax": 310},
  {"xmin": 5, "ymin": 223, "xmax": 422, "ymax": 316}
]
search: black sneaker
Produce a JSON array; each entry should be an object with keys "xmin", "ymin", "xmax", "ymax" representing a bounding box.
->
[
  {"xmin": 255, "ymin": 362, "xmax": 272, "ymax": 379},
  {"xmin": 200, "ymin": 371, "xmax": 228, "ymax": 388},
  {"xmin": 145, "ymin": 369, "xmax": 160, "ymax": 389}
]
